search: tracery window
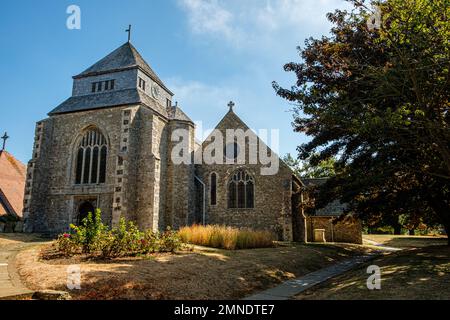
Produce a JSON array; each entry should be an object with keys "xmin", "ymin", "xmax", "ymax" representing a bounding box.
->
[
  {"xmin": 228, "ymin": 170, "xmax": 254, "ymax": 209},
  {"xmin": 75, "ymin": 128, "xmax": 108, "ymax": 185}
]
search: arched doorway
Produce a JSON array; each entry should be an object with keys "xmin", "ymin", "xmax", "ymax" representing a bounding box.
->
[{"xmin": 78, "ymin": 201, "xmax": 95, "ymax": 225}]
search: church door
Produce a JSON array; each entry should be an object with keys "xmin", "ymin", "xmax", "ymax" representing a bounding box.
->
[{"xmin": 78, "ymin": 201, "xmax": 95, "ymax": 225}]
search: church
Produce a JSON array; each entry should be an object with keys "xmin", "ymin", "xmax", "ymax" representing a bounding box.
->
[{"xmin": 22, "ymin": 41, "xmax": 362, "ymax": 243}]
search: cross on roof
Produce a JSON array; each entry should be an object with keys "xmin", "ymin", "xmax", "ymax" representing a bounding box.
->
[
  {"xmin": 228, "ymin": 101, "xmax": 235, "ymax": 111},
  {"xmin": 125, "ymin": 25, "xmax": 132, "ymax": 42},
  {"xmin": 1, "ymin": 132, "xmax": 9, "ymax": 151}
]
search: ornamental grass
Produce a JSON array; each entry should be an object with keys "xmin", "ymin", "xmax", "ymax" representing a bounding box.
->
[{"xmin": 178, "ymin": 225, "xmax": 275, "ymax": 250}]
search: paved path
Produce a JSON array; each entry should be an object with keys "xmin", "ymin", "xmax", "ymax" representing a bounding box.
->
[
  {"xmin": 245, "ymin": 238, "xmax": 405, "ymax": 301},
  {"xmin": 245, "ymin": 253, "xmax": 380, "ymax": 300},
  {"xmin": 0, "ymin": 235, "xmax": 50, "ymax": 299}
]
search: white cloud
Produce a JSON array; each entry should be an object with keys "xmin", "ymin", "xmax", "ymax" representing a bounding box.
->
[
  {"xmin": 178, "ymin": 0, "xmax": 351, "ymax": 49},
  {"xmin": 167, "ymin": 77, "xmax": 238, "ymax": 110},
  {"xmin": 167, "ymin": 77, "xmax": 241, "ymax": 141},
  {"xmin": 178, "ymin": 0, "xmax": 242, "ymax": 44}
]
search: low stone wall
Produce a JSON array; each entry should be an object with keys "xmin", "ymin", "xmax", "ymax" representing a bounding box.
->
[{"xmin": 306, "ymin": 216, "xmax": 362, "ymax": 244}]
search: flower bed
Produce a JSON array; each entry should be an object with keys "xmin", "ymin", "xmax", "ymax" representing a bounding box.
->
[{"xmin": 56, "ymin": 209, "xmax": 183, "ymax": 258}]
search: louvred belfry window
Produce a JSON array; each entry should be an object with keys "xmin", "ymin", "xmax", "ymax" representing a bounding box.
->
[
  {"xmin": 75, "ymin": 128, "xmax": 108, "ymax": 185},
  {"xmin": 228, "ymin": 170, "xmax": 255, "ymax": 209}
]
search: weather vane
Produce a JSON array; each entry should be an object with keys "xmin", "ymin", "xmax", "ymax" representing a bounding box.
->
[{"xmin": 1, "ymin": 132, "xmax": 9, "ymax": 151}]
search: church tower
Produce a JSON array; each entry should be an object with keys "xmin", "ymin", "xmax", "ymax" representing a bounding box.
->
[{"xmin": 23, "ymin": 42, "xmax": 196, "ymax": 233}]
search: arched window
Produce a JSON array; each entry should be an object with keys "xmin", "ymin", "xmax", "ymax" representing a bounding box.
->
[
  {"xmin": 228, "ymin": 170, "xmax": 254, "ymax": 209},
  {"xmin": 210, "ymin": 172, "xmax": 217, "ymax": 206},
  {"xmin": 75, "ymin": 128, "xmax": 108, "ymax": 185}
]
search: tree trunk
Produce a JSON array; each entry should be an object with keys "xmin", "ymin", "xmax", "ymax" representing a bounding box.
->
[
  {"xmin": 409, "ymin": 229, "xmax": 415, "ymax": 236},
  {"xmin": 393, "ymin": 224, "xmax": 402, "ymax": 235},
  {"xmin": 443, "ymin": 223, "xmax": 450, "ymax": 246},
  {"xmin": 428, "ymin": 196, "xmax": 450, "ymax": 246}
]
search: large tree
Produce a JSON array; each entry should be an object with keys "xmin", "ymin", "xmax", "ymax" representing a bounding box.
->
[
  {"xmin": 274, "ymin": 0, "xmax": 450, "ymax": 242},
  {"xmin": 283, "ymin": 153, "xmax": 336, "ymax": 178}
]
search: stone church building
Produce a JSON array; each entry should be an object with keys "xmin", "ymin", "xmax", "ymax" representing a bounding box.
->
[{"xmin": 23, "ymin": 41, "xmax": 361, "ymax": 243}]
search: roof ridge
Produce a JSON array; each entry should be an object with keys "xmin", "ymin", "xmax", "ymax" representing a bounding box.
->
[{"xmin": 0, "ymin": 151, "xmax": 26, "ymax": 177}]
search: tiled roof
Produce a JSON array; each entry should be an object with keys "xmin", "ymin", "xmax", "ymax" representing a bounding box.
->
[
  {"xmin": 48, "ymin": 89, "xmax": 169, "ymax": 118},
  {"xmin": 0, "ymin": 151, "xmax": 26, "ymax": 218},
  {"xmin": 74, "ymin": 42, "xmax": 172, "ymax": 95}
]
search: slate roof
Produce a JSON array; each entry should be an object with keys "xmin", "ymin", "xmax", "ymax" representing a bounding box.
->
[
  {"xmin": 0, "ymin": 151, "xmax": 26, "ymax": 218},
  {"xmin": 167, "ymin": 106, "xmax": 194, "ymax": 123},
  {"xmin": 302, "ymin": 178, "xmax": 348, "ymax": 217},
  {"xmin": 74, "ymin": 42, "xmax": 172, "ymax": 95},
  {"xmin": 48, "ymin": 88, "xmax": 169, "ymax": 118},
  {"xmin": 49, "ymin": 42, "xmax": 179, "ymax": 117}
]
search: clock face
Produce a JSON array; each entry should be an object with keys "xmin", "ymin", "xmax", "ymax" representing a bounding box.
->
[{"xmin": 151, "ymin": 85, "xmax": 160, "ymax": 99}]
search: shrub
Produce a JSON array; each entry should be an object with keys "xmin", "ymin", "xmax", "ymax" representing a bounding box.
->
[
  {"xmin": 100, "ymin": 218, "xmax": 144, "ymax": 258},
  {"xmin": 56, "ymin": 233, "xmax": 80, "ymax": 256},
  {"xmin": 54, "ymin": 210, "xmax": 183, "ymax": 258},
  {"xmin": 179, "ymin": 225, "xmax": 275, "ymax": 250},
  {"xmin": 70, "ymin": 209, "xmax": 108, "ymax": 254},
  {"xmin": 140, "ymin": 230, "xmax": 161, "ymax": 254},
  {"xmin": 159, "ymin": 228, "xmax": 183, "ymax": 253}
]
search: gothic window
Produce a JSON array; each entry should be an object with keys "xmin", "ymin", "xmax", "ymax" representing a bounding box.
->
[
  {"xmin": 210, "ymin": 172, "xmax": 217, "ymax": 206},
  {"xmin": 228, "ymin": 170, "xmax": 255, "ymax": 209},
  {"xmin": 75, "ymin": 128, "xmax": 108, "ymax": 185}
]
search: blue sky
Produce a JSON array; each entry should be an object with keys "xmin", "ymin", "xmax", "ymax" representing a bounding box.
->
[{"xmin": 0, "ymin": 0, "xmax": 350, "ymax": 163}]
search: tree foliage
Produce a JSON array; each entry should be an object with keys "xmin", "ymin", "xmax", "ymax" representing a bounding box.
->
[
  {"xmin": 274, "ymin": 0, "xmax": 450, "ymax": 241},
  {"xmin": 283, "ymin": 153, "xmax": 336, "ymax": 178}
]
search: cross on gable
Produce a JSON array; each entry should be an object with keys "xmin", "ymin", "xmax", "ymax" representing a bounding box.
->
[
  {"xmin": 1, "ymin": 132, "xmax": 9, "ymax": 151},
  {"xmin": 228, "ymin": 101, "xmax": 235, "ymax": 111}
]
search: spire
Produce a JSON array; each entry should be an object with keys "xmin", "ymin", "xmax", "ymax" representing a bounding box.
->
[{"xmin": 1, "ymin": 132, "xmax": 9, "ymax": 151}]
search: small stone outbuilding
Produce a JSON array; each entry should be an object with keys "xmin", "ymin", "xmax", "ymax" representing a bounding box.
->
[{"xmin": 303, "ymin": 178, "xmax": 363, "ymax": 244}]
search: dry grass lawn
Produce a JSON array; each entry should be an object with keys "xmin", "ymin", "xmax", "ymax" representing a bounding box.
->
[
  {"xmin": 363, "ymin": 234, "xmax": 448, "ymax": 248},
  {"xmin": 16, "ymin": 242, "xmax": 373, "ymax": 300},
  {"xmin": 295, "ymin": 236, "xmax": 450, "ymax": 300}
]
